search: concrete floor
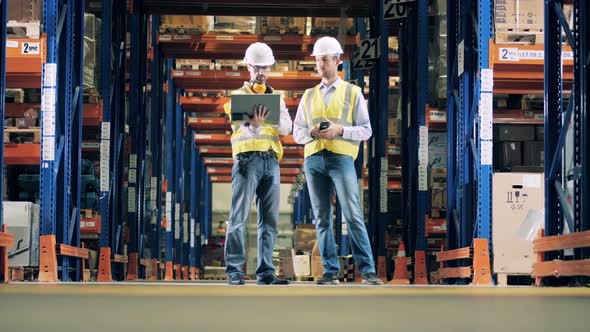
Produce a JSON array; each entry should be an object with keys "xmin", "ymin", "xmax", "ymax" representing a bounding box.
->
[{"xmin": 1, "ymin": 282, "xmax": 589, "ymax": 332}]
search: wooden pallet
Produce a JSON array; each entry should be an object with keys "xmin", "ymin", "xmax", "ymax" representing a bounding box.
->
[
  {"xmin": 495, "ymin": 29, "xmax": 544, "ymax": 45},
  {"xmin": 4, "ymin": 127, "xmax": 41, "ymax": 144},
  {"xmin": 7, "ymin": 20, "xmax": 41, "ymax": 39}
]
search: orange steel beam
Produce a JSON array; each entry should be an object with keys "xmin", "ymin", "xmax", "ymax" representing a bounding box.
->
[
  {"xmin": 56, "ymin": 244, "xmax": 90, "ymax": 259},
  {"xmin": 180, "ymin": 96, "xmax": 301, "ymax": 113},
  {"xmin": 4, "ymin": 143, "xmax": 40, "ymax": 165},
  {"xmin": 204, "ymin": 157, "xmax": 302, "ymax": 167},
  {"xmin": 210, "ymin": 175, "xmax": 296, "ymax": 183},
  {"xmin": 195, "ymin": 133, "xmax": 300, "ymax": 146},
  {"xmin": 532, "ymin": 259, "xmax": 590, "ymax": 278},
  {"xmin": 207, "ymin": 167, "xmax": 300, "ymax": 176},
  {"xmin": 82, "ymin": 102, "xmax": 103, "ymax": 127},
  {"xmin": 436, "ymin": 247, "xmax": 471, "ymax": 262},
  {"xmin": 188, "ymin": 117, "xmax": 230, "ymax": 131},
  {"xmin": 5, "ymin": 103, "xmax": 41, "ymax": 118},
  {"xmin": 534, "ymin": 230, "xmax": 590, "ymax": 252},
  {"xmin": 6, "ymin": 37, "xmax": 46, "ymax": 88},
  {"xmin": 489, "ymin": 40, "xmax": 573, "ymax": 94},
  {"xmin": 439, "ymin": 267, "xmax": 472, "ymax": 279},
  {"xmin": 173, "ymin": 69, "xmax": 341, "ymax": 90}
]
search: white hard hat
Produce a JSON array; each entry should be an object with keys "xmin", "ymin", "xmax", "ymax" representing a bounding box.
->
[
  {"xmin": 311, "ymin": 36, "xmax": 344, "ymax": 56},
  {"xmin": 243, "ymin": 42, "xmax": 275, "ymax": 66}
]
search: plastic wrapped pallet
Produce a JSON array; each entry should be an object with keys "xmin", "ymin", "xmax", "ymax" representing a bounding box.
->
[
  {"xmin": 8, "ymin": 0, "xmax": 42, "ymax": 22},
  {"xmin": 161, "ymin": 15, "xmax": 212, "ymax": 34},
  {"xmin": 213, "ymin": 16, "xmax": 256, "ymax": 34},
  {"xmin": 311, "ymin": 17, "xmax": 354, "ymax": 36},
  {"xmin": 258, "ymin": 16, "xmax": 306, "ymax": 35},
  {"xmin": 494, "ymin": 0, "xmax": 543, "ymax": 31}
]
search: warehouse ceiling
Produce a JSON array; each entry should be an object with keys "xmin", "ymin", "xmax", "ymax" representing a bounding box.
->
[{"xmin": 141, "ymin": 0, "xmax": 372, "ymax": 17}]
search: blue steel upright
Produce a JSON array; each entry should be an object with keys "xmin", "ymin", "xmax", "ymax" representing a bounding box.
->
[
  {"xmin": 545, "ymin": 0, "xmax": 589, "ymax": 262},
  {"xmin": 164, "ymin": 59, "xmax": 176, "ymax": 276},
  {"xmin": 150, "ymin": 15, "xmax": 163, "ymax": 277}
]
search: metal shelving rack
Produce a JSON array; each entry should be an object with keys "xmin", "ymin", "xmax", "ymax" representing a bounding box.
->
[
  {"xmin": 445, "ymin": 0, "xmax": 493, "ymax": 258},
  {"xmin": 36, "ymin": 0, "xmax": 87, "ymax": 282},
  {"xmin": 544, "ymin": 0, "xmax": 589, "ymax": 261},
  {"xmin": 96, "ymin": 0, "xmax": 129, "ymax": 282}
]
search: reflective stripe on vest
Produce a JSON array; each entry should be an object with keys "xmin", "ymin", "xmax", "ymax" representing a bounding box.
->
[
  {"xmin": 303, "ymin": 81, "xmax": 360, "ymax": 159},
  {"xmin": 225, "ymin": 85, "xmax": 284, "ymax": 160}
]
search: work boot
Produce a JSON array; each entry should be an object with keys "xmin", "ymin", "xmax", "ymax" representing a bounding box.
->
[
  {"xmin": 257, "ymin": 274, "xmax": 290, "ymax": 285},
  {"xmin": 228, "ymin": 274, "xmax": 245, "ymax": 285},
  {"xmin": 362, "ymin": 273, "xmax": 384, "ymax": 285},
  {"xmin": 316, "ymin": 273, "xmax": 340, "ymax": 285}
]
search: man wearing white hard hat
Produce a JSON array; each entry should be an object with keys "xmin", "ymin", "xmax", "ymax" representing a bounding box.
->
[
  {"xmin": 294, "ymin": 36, "xmax": 382, "ymax": 285},
  {"xmin": 223, "ymin": 42, "xmax": 292, "ymax": 285}
]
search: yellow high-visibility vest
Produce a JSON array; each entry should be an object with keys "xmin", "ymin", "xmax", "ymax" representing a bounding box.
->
[
  {"xmin": 300, "ymin": 81, "xmax": 361, "ymax": 159},
  {"xmin": 224, "ymin": 85, "xmax": 284, "ymax": 160}
]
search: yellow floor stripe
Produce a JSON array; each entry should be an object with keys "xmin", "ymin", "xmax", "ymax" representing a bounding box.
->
[{"xmin": 2, "ymin": 282, "xmax": 590, "ymax": 297}]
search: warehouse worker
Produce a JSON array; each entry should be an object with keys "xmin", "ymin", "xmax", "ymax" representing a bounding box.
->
[
  {"xmin": 293, "ymin": 37, "xmax": 382, "ymax": 285},
  {"xmin": 224, "ymin": 43, "xmax": 292, "ymax": 285}
]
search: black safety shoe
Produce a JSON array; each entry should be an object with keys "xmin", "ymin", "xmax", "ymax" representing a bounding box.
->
[
  {"xmin": 362, "ymin": 273, "xmax": 384, "ymax": 285},
  {"xmin": 228, "ymin": 274, "xmax": 245, "ymax": 285},
  {"xmin": 316, "ymin": 273, "xmax": 340, "ymax": 285},
  {"xmin": 257, "ymin": 274, "xmax": 290, "ymax": 285}
]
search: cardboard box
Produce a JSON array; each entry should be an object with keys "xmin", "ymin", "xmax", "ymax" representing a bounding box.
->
[
  {"xmin": 4, "ymin": 202, "xmax": 40, "ymax": 267},
  {"xmin": 388, "ymin": 118, "xmax": 400, "ymax": 137},
  {"xmin": 494, "ymin": 0, "xmax": 544, "ymax": 31},
  {"xmin": 430, "ymin": 168, "xmax": 447, "ymax": 188},
  {"xmin": 492, "ymin": 173, "xmax": 544, "ymax": 274},
  {"xmin": 213, "ymin": 16, "xmax": 256, "ymax": 34},
  {"xmin": 8, "ymin": 0, "xmax": 42, "ymax": 22},
  {"xmin": 523, "ymin": 141, "xmax": 544, "ymax": 167},
  {"xmin": 311, "ymin": 256, "xmax": 324, "ymax": 277},
  {"xmin": 294, "ymin": 224, "xmax": 316, "ymax": 252},
  {"xmin": 494, "ymin": 124, "xmax": 536, "ymax": 142},
  {"xmin": 292, "ymin": 251, "xmax": 310, "ymax": 276},
  {"xmin": 494, "ymin": 141, "xmax": 523, "ymax": 170},
  {"xmin": 431, "ymin": 187, "xmax": 447, "ymax": 210}
]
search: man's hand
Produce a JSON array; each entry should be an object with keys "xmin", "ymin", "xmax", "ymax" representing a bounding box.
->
[
  {"xmin": 318, "ymin": 119, "xmax": 343, "ymax": 139},
  {"xmin": 247, "ymin": 104, "xmax": 269, "ymax": 128}
]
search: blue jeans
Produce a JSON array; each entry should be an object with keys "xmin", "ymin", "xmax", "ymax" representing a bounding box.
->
[
  {"xmin": 304, "ymin": 150, "xmax": 376, "ymax": 276},
  {"xmin": 225, "ymin": 153, "xmax": 280, "ymax": 278}
]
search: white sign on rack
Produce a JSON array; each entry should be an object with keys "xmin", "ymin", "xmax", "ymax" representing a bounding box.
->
[
  {"xmin": 384, "ymin": 0, "xmax": 414, "ymax": 21},
  {"xmin": 359, "ymin": 38, "xmax": 380, "ymax": 60},
  {"xmin": 458, "ymin": 40, "xmax": 465, "ymax": 76},
  {"xmin": 418, "ymin": 126, "xmax": 428, "ymax": 191}
]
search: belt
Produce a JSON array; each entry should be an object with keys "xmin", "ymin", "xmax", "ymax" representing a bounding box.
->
[{"xmin": 238, "ymin": 150, "xmax": 277, "ymax": 159}]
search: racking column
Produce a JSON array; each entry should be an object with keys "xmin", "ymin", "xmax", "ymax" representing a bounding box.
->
[
  {"xmin": 174, "ymin": 96, "xmax": 183, "ymax": 279},
  {"xmin": 38, "ymin": 0, "xmax": 86, "ymax": 282},
  {"xmin": 164, "ymin": 59, "xmax": 176, "ymax": 280},
  {"xmin": 545, "ymin": 0, "xmax": 589, "ymax": 261},
  {"xmin": 149, "ymin": 15, "xmax": 163, "ymax": 279}
]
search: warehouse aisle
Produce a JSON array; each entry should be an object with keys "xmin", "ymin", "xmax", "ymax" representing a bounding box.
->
[{"xmin": 1, "ymin": 283, "xmax": 589, "ymax": 332}]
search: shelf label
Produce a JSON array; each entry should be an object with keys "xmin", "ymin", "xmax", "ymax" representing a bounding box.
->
[
  {"xmin": 166, "ymin": 212, "xmax": 172, "ymax": 231},
  {"xmin": 195, "ymin": 134, "xmax": 212, "ymax": 140},
  {"xmin": 518, "ymin": 50, "xmax": 544, "ymax": 60},
  {"xmin": 128, "ymin": 186, "xmax": 136, "ymax": 212},
  {"xmin": 359, "ymin": 38, "xmax": 380, "ymax": 60},
  {"xmin": 173, "ymin": 34, "xmax": 192, "ymax": 40},
  {"xmin": 268, "ymin": 72, "xmax": 284, "ymax": 77},
  {"xmin": 201, "ymin": 148, "xmax": 208, "ymax": 153},
  {"xmin": 7, "ymin": 40, "xmax": 18, "ymax": 48},
  {"xmin": 196, "ymin": 223, "xmax": 201, "ymax": 237},
  {"xmin": 479, "ymin": 93, "xmax": 493, "ymax": 140},
  {"xmin": 187, "ymin": 71, "xmax": 202, "ymax": 76},
  {"xmin": 351, "ymin": 49, "xmax": 374, "ymax": 70},
  {"xmin": 175, "ymin": 219, "xmax": 180, "ymax": 240},
  {"xmin": 430, "ymin": 110, "xmax": 447, "ymax": 122},
  {"xmin": 100, "ymin": 140, "xmax": 110, "ymax": 191},
  {"xmin": 216, "ymin": 35, "xmax": 234, "ymax": 41},
  {"xmin": 159, "ymin": 34, "xmax": 171, "ymax": 41},
  {"xmin": 418, "ymin": 126, "xmax": 428, "ymax": 191},
  {"xmin": 225, "ymin": 71, "xmax": 241, "ymax": 77},
  {"xmin": 43, "ymin": 63, "xmax": 57, "ymax": 87},
  {"xmin": 481, "ymin": 68, "xmax": 494, "ymax": 92},
  {"xmin": 101, "ymin": 122, "xmax": 111, "ymax": 140},
  {"xmin": 151, "ymin": 177, "xmax": 157, "ymax": 188},
  {"xmin": 183, "ymin": 214, "xmax": 189, "ymax": 243},
  {"xmin": 128, "ymin": 168, "xmax": 137, "ymax": 184},
  {"xmin": 42, "ymin": 109, "xmax": 56, "ymax": 136},
  {"xmin": 172, "ymin": 70, "xmax": 184, "ymax": 76},
  {"xmin": 380, "ymin": 157, "xmax": 388, "ymax": 213},
  {"xmin": 129, "ymin": 154, "xmax": 137, "ymax": 169},
  {"xmin": 498, "ymin": 47, "xmax": 519, "ymax": 61},
  {"xmin": 21, "ymin": 42, "xmax": 40, "ymax": 55},
  {"xmin": 384, "ymin": 0, "xmax": 413, "ymax": 21},
  {"xmin": 263, "ymin": 36, "xmax": 282, "ymax": 41},
  {"xmin": 42, "ymin": 136, "xmax": 55, "ymax": 161},
  {"xmin": 458, "ymin": 40, "xmax": 465, "ymax": 76},
  {"xmin": 481, "ymin": 141, "xmax": 493, "ymax": 165}
]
